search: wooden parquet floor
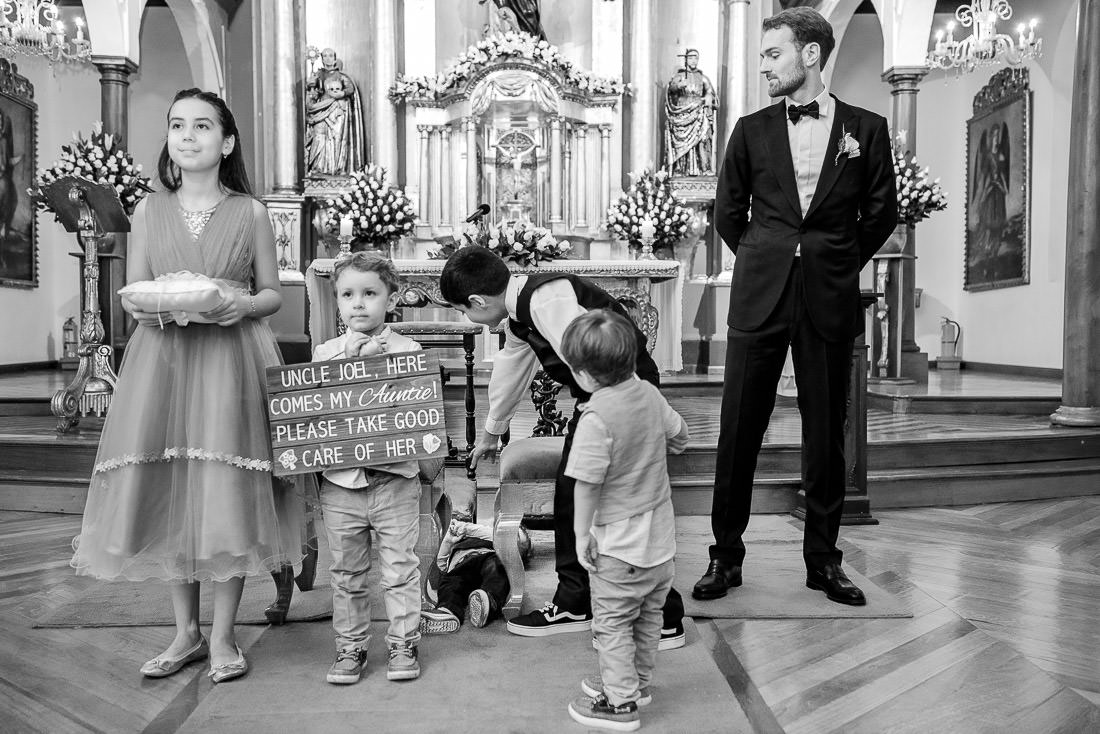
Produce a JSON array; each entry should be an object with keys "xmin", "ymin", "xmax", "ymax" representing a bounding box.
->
[{"xmin": 1, "ymin": 499, "xmax": 1098, "ymax": 733}]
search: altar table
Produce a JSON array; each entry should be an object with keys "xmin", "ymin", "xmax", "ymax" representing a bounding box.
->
[{"xmin": 305, "ymin": 258, "xmax": 683, "ymax": 372}]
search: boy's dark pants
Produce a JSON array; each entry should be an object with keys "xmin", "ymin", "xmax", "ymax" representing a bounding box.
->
[
  {"xmin": 437, "ymin": 553, "xmax": 510, "ymax": 623},
  {"xmin": 551, "ymin": 407, "xmax": 685, "ymax": 626}
]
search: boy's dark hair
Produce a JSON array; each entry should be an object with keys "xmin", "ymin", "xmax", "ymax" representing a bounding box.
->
[
  {"xmin": 158, "ymin": 88, "xmax": 253, "ymax": 195},
  {"xmin": 561, "ymin": 309, "xmax": 638, "ymax": 388},
  {"xmin": 762, "ymin": 7, "xmax": 836, "ymax": 69},
  {"xmin": 332, "ymin": 251, "xmax": 402, "ymax": 296},
  {"xmin": 439, "ymin": 246, "xmax": 510, "ymax": 306}
]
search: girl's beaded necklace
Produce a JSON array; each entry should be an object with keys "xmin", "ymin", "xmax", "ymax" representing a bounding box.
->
[{"xmin": 179, "ymin": 195, "xmax": 226, "ymax": 240}]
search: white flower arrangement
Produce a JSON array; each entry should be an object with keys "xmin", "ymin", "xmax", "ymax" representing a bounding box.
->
[
  {"xmin": 323, "ymin": 164, "xmax": 417, "ymax": 247},
  {"xmin": 390, "ymin": 31, "xmax": 628, "ymax": 102},
  {"xmin": 431, "ymin": 220, "xmax": 571, "ymax": 267},
  {"xmin": 606, "ymin": 167, "xmax": 694, "ymax": 254},
  {"xmin": 29, "ymin": 121, "xmax": 153, "ymax": 218},
  {"xmin": 893, "ymin": 136, "xmax": 947, "ymax": 227}
]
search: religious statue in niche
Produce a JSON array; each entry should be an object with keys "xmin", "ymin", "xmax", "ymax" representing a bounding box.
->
[
  {"xmin": 663, "ymin": 49, "xmax": 718, "ymax": 177},
  {"xmin": 495, "ymin": 130, "xmax": 537, "ymax": 223},
  {"xmin": 304, "ymin": 47, "xmax": 366, "ymax": 177},
  {"xmin": 480, "ymin": 0, "xmax": 547, "ymax": 40}
]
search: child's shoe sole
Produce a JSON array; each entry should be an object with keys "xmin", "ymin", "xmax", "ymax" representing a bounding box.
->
[
  {"xmin": 326, "ymin": 671, "xmax": 362, "ymax": 685},
  {"xmin": 468, "ymin": 589, "xmax": 491, "ymax": 628},
  {"xmin": 386, "ymin": 667, "xmax": 421, "ymax": 681}
]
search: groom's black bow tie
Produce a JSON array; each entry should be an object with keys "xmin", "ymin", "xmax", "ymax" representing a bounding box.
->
[{"xmin": 787, "ymin": 100, "xmax": 820, "ymax": 123}]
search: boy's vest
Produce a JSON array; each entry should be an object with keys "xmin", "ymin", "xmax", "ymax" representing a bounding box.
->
[
  {"xmin": 510, "ymin": 273, "xmax": 660, "ymax": 398},
  {"xmin": 583, "ymin": 379, "xmax": 673, "ymax": 525}
]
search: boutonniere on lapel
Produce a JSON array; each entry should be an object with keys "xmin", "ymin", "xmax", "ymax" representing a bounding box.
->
[{"xmin": 835, "ymin": 126, "xmax": 861, "ymax": 166}]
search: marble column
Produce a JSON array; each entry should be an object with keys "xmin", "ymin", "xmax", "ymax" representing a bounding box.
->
[
  {"xmin": 549, "ymin": 116, "xmax": 563, "ymax": 224},
  {"xmin": 563, "ymin": 123, "xmax": 573, "ymax": 226},
  {"xmin": 575, "ymin": 125, "xmax": 589, "ymax": 228},
  {"xmin": 93, "ymin": 57, "xmax": 138, "ymax": 362},
  {"xmin": 626, "ymin": 0, "xmax": 655, "ymax": 177},
  {"xmin": 270, "ymin": 0, "xmax": 303, "ymax": 195},
  {"xmin": 417, "ymin": 125, "xmax": 431, "ymax": 223},
  {"xmin": 714, "ymin": 0, "xmax": 752, "ymax": 277},
  {"xmin": 1052, "ymin": 0, "xmax": 1100, "ymax": 426},
  {"xmin": 440, "ymin": 125, "xmax": 452, "ymax": 227},
  {"xmin": 430, "ymin": 126, "xmax": 443, "ymax": 227},
  {"xmin": 880, "ymin": 65, "xmax": 929, "ymax": 383},
  {"xmin": 371, "ymin": 0, "xmax": 399, "ymax": 175},
  {"xmin": 463, "ymin": 117, "xmax": 479, "ymax": 215},
  {"xmin": 599, "ymin": 124, "xmax": 612, "ymax": 234}
]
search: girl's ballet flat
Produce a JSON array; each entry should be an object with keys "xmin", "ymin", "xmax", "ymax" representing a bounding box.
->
[
  {"xmin": 208, "ymin": 645, "xmax": 248, "ymax": 684},
  {"xmin": 140, "ymin": 636, "xmax": 209, "ymax": 678}
]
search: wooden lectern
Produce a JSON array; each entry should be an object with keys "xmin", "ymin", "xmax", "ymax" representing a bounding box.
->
[{"xmin": 44, "ymin": 176, "xmax": 130, "ymax": 433}]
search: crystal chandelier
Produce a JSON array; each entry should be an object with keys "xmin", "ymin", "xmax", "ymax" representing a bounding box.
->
[
  {"xmin": 0, "ymin": 1, "xmax": 91, "ymax": 64},
  {"xmin": 926, "ymin": 1, "xmax": 1041, "ymax": 73}
]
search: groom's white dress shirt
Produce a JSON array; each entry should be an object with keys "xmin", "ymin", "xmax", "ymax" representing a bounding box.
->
[{"xmin": 786, "ymin": 85, "xmax": 834, "ymax": 255}]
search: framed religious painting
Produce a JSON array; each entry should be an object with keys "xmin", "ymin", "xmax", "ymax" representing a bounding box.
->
[
  {"xmin": 964, "ymin": 67, "xmax": 1031, "ymax": 292},
  {"xmin": 0, "ymin": 59, "xmax": 37, "ymax": 289}
]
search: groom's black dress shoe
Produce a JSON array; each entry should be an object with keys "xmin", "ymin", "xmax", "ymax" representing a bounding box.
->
[
  {"xmin": 692, "ymin": 559, "xmax": 742, "ymax": 600},
  {"xmin": 806, "ymin": 563, "xmax": 866, "ymax": 606}
]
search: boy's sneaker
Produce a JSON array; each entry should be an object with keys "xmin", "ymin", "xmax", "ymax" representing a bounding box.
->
[
  {"xmin": 386, "ymin": 642, "xmax": 420, "ymax": 681},
  {"xmin": 659, "ymin": 622, "xmax": 686, "ymax": 650},
  {"xmin": 567, "ymin": 694, "xmax": 640, "ymax": 732},
  {"xmin": 580, "ymin": 676, "xmax": 652, "ymax": 706},
  {"xmin": 507, "ymin": 602, "xmax": 592, "ymax": 637},
  {"xmin": 419, "ymin": 607, "xmax": 460, "ymax": 634},
  {"xmin": 467, "ymin": 589, "xmax": 493, "ymax": 628},
  {"xmin": 326, "ymin": 648, "xmax": 366, "ymax": 685}
]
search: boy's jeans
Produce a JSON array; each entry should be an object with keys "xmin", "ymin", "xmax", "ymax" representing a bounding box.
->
[
  {"xmin": 590, "ymin": 555, "xmax": 675, "ymax": 706},
  {"xmin": 320, "ymin": 476, "xmax": 421, "ymax": 650}
]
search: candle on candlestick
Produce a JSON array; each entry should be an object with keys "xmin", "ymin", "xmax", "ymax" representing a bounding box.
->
[
  {"xmin": 54, "ymin": 21, "xmax": 65, "ymax": 46},
  {"xmin": 935, "ymin": 30, "xmax": 945, "ymax": 54},
  {"xmin": 638, "ymin": 216, "xmax": 657, "ymax": 260},
  {"xmin": 339, "ymin": 215, "xmax": 353, "ymax": 238},
  {"xmin": 1017, "ymin": 24, "xmax": 1026, "ymax": 48},
  {"xmin": 75, "ymin": 18, "xmax": 85, "ymax": 42},
  {"xmin": 946, "ymin": 21, "xmax": 955, "ymax": 45}
]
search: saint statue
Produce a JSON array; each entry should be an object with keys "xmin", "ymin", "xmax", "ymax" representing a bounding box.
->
[
  {"xmin": 663, "ymin": 49, "xmax": 718, "ymax": 177},
  {"xmin": 480, "ymin": 0, "xmax": 547, "ymax": 41},
  {"xmin": 304, "ymin": 48, "xmax": 366, "ymax": 177}
]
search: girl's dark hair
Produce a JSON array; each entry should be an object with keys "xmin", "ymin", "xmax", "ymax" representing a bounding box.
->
[{"xmin": 157, "ymin": 88, "xmax": 253, "ymax": 195}]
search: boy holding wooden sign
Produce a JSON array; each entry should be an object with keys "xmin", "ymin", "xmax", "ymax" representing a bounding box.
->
[{"xmin": 269, "ymin": 252, "xmax": 440, "ymax": 685}]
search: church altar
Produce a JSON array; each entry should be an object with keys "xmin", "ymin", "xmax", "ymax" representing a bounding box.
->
[{"xmin": 305, "ymin": 258, "xmax": 683, "ymax": 372}]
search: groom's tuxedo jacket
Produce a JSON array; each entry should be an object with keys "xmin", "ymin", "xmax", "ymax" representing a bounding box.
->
[{"xmin": 714, "ymin": 96, "xmax": 898, "ymax": 341}]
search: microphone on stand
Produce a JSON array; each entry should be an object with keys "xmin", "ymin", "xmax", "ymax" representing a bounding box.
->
[{"xmin": 465, "ymin": 203, "xmax": 491, "ymax": 223}]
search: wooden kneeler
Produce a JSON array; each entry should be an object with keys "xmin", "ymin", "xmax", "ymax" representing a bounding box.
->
[{"xmin": 493, "ymin": 436, "xmax": 564, "ymax": 616}]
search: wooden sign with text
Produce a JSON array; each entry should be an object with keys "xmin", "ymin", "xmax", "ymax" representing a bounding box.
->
[{"xmin": 265, "ymin": 351, "xmax": 447, "ymax": 477}]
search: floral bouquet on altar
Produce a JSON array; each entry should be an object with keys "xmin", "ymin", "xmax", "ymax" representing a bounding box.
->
[
  {"xmin": 29, "ymin": 121, "xmax": 153, "ymax": 219},
  {"xmin": 893, "ymin": 134, "xmax": 948, "ymax": 226},
  {"xmin": 429, "ymin": 220, "xmax": 571, "ymax": 267},
  {"xmin": 390, "ymin": 31, "xmax": 628, "ymax": 101},
  {"xmin": 322, "ymin": 164, "xmax": 417, "ymax": 248},
  {"xmin": 606, "ymin": 167, "xmax": 694, "ymax": 256}
]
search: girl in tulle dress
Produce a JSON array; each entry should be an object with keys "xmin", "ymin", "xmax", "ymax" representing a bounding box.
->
[{"xmin": 70, "ymin": 88, "xmax": 302, "ymax": 683}]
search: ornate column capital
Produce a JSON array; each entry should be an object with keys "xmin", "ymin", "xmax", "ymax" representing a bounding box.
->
[
  {"xmin": 881, "ymin": 66, "xmax": 929, "ymax": 93},
  {"xmin": 417, "ymin": 124, "xmax": 430, "ymax": 135},
  {"xmin": 598, "ymin": 124, "xmax": 612, "ymax": 137},
  {"xmin": 461, "ymin": 116, "xmax": 477, "ymax": 132}
]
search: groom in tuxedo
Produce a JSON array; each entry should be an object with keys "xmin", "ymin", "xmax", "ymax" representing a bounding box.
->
[{"xmin": 693, "ymin": 7, "xmax": 897, "ymax": 605}]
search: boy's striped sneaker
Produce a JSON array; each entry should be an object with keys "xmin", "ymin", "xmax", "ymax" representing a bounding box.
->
[
  {"xmin": 419, "ymin": 607, "xmax": 460, "ymax": 634},
  {"xmin": 567, "ymin": 694, "xmax": 640, "ymax": 732},
  {"xmin": 506, "ymin": 602, "xmax": 592, "ymax": 637}
]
